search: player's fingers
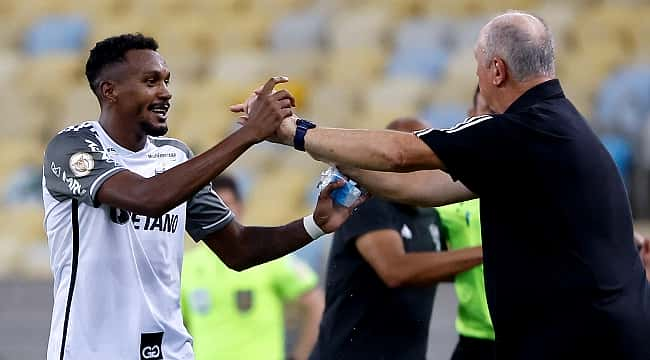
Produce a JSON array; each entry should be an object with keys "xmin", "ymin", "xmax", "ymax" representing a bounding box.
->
[
  {"xmin": 236, "ymin": 115, "xmax": 249, "ymax": 126},
  {"xmin": 229, "ymin": 103, "xmax": 246, "ymax": 113},
  {"xmin": 279, "ymin": 108, "xmax": 293, "ymax": 119},
  {"xmin": 277, "ymin": 99, "xmax": 293, "ymax": 109},
  {"xmin": 271, "ymin": 90, "xmax": 296, "ymax": 107},
  {"xmin": 350, "ymin": 193, "xmax": 370, "ymax": 209},
  {"xmin": 256, "ymin": 76, "xmax": 289, "ymax": 96},
  {"xmin": 319, "ymin": 180, "xmax": 345, "ymax": 199}
]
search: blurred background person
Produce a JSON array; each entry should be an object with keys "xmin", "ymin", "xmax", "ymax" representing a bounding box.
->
[
  {"xmin": 1, "ymin": 1, "xmax": 650, "ymax": 359},
  {"xmin": 182, "ymin": 174, "xmax": 325, "ymax": 360},
  {"xmin": 436, "ymin": 86, "xmax": 495, "ymax": 360},
  {"xmin": 310, "ymin": 118, "xmax": 483, "ymax": 360}
]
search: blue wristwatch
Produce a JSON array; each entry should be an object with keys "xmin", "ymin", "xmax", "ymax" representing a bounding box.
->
[{"xmin": 293, "ymin": 118, "xmax": 316, "ymax": 151}]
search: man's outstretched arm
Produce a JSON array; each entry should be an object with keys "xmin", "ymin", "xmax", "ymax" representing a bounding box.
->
[
  {"xmin": 281, "ymin": 120, "xmax": 443, "ymax": 173},
  {"xmin": 340, "ymin": 167, "xmax": 476, "ymax": 207},
  {"xmin": 203, "ymin": 181, "xmax": 365, "ymax": 271}
]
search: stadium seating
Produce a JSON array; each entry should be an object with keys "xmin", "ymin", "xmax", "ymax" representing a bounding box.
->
[{"xmin": 1, "ymin": 0, "xmax": 649, "ymax": 278}]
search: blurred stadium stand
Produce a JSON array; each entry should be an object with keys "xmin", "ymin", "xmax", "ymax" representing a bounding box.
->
[{"xmin": 0, "ymin": 0, "xmax": 649, "ymax": 359}]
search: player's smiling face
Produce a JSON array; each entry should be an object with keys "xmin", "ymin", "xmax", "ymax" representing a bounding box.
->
[{"xmin": 114, "ymin": 49, "xmax": 172, "ymax": 137}]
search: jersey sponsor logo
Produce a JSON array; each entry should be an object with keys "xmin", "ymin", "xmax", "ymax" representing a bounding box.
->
[
  {"xmin": 50, "ymin": 162, "xmax": 61, "ymax": 177},
  {"xmin": 110, "ymin": 208, "xmax": 180, "ymax": 233},
  {"xmin": 69, "ymin": 152, "xmax": 94, "ymax": 177},
  {"xmin": 50, "ymin": 161, "xmax": 87, "ymax": 196},
  {"xmin": 142, "ymin": 346, "xmax": 160, "ymax": 359},
  {"xmin": 147, "ymin": 152, "xmax": 177, "ymax": 159},
  {"xmin": 140, "ymin": 332, "xmax": 163, "ymax": 360}
]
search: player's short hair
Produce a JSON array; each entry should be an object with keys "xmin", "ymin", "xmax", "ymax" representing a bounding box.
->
[
  {"xmin": 85, "ymin": 33, "xmax": 159, "ymax": 97},
  {"xmin": 483, "ymin": 11, "xmax": 555, "ymax": 82},
  {"xmin": 211, "ymin": 174, "xmax": 242, "ymax": 201}
]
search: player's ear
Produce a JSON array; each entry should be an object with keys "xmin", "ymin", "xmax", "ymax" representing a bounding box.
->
[{"xmin": 100, "ymin": 80, "xmax": 118, "ymax": 104}]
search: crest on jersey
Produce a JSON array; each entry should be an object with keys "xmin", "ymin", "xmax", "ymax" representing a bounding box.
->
[
  {"xmin": 236, "ymin": 290, "xmax": 253, "ymax": 312},
  {"xmin": 69, "ymin": 152, "xmax": 94, "ymax": 177}
]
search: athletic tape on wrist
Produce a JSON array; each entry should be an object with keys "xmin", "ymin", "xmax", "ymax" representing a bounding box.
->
[{"xmin": 303, "ymin": 214, "xmax": 325, "ymax": 239}]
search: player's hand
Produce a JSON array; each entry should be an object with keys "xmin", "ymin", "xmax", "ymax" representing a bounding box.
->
[
  {"xmin": 229, "ymin": 76, "xmax": 296, "ymax": 143},
  {"xmin": 313, "ymin": 180, "xmax": 368, "ymax": 233}
]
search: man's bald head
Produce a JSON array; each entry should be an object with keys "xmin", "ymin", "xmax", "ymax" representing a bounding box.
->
[
  {"xmin": 477, "ymin": 10, "xmax": 555, "ymax": 82},
  {"xmin": 386, "ymin": 117, "xmax": 429, "ymax": 132}
]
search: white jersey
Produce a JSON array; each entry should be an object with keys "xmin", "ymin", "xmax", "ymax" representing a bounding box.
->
[{"xmin": 42, "ymin": 121, "xmax": 234, "ymax": 360}]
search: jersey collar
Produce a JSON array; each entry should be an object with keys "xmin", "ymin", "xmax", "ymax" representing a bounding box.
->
[
  {"xmin": 504, "ymin": 79, "xmax": 565, "ymax": 114},
  {"xmin": 92, "ymin": 121, "xmax": 153, "ymax": 157}
]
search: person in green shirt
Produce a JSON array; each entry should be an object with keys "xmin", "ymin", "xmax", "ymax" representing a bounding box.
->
[
  {"xmin": 436, "ymin": 86, "xmax": 495, "ymax": 360},
  {"xmin": 181, "ymin": 175, "xmax": 325, "ymax": 360}
]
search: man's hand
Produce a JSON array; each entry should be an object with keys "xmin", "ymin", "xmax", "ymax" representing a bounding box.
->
[
  {"xmin": 313, "ymin": 180, "xmax": 368, "ymax": 233},
  {"xmin": 229, "ymin": 76, "xmax": 295, "ymax": 143}
]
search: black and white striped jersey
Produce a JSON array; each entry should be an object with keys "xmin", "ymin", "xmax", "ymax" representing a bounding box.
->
[{"xmin": 43, "ymin": 121, "xmax": 233, "ymax": 360}]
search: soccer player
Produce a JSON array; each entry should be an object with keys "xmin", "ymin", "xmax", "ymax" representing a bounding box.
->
[
  {"xmin": 233, "ymin": 11, "xmax": 650, "ymax": 359},
  {"xmin": 309, "ymin": 118, "xmax": 483, "ymax": 360},
  {"xmin": 181, "ymin": 175, "xmax": 324, "ymax": 360},
  {"xmin": 43, "ymin": 34, "xmax": 359, "ymax": 360}
]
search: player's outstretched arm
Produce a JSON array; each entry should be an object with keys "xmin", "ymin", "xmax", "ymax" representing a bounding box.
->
[
  {"xmin": 356, "ymin": 230, "xmax": 483, "ymax": 288},
  {"xmin": 97, "ymin": 77, "xmax": 294, "ymax": 217},
  {"xmin": 340, "ymin": 167, "xmax": 476, "ymax": 207},
  {"xmin": 231, "ymin": 92, "xmax": 444, "ymax": 172},
  {"xmin": 202, "ymin": 181, "xmax": 366, "ymax": 271}
]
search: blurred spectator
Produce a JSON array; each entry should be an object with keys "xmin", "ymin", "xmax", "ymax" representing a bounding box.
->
[
  {"xmin": 24, "ymin": 15, "xmax": 89, "ymax": 56},
  {"xmin": 181, "ymin": 174, "xmax": 325, "ymax": 360},
  {"xmin": 3, "ymin": 165, "xmax": 41, "ymax": 205}
]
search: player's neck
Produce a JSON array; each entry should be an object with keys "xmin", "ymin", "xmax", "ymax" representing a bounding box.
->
[{"xmin": 98, "ymin": 112, "xmax": 148, "ymax": 152}]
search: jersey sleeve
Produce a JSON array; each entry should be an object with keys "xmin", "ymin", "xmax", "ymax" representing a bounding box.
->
[
  {"xmin": 43, "ymin": 126, "xmax": 126, "ymax": 206},
  {"xmin": 415, "ymin": 114, "xmax": 514, "ymax": 195},
  {"xmin": 185, "ymin": 184, "xmax": 235, "ymax": 241},
  {"xmin": 273, "ymin": 255, "xmax": 318, "ymax": 301},
  {"xmin": 334, "ymin": 197, "xmax": 399, "ymax": 246}
]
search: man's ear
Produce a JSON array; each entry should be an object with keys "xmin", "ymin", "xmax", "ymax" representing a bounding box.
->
[
  {"xmin": 100, "ymin": 80, "xmax": 118, "ymax": 103},
  {"xmin": 492, "ymin": 57, "xmax": 508, "ymax": 87}
]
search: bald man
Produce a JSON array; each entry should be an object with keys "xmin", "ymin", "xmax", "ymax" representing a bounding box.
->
[
  {"xmin": 234, "ymin": 9, "xmax": 650, "ymax": 360},
  {"xmin": 309, "ymin": 118, "xmax": 483, "ymax": 360}
]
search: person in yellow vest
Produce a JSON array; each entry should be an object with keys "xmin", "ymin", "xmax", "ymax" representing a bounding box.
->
[
  {"xmin": 181, "ymin": 175, "xmax": 325, "ymax": 360},
  {"xmin": 436, "ymin": 86, "xmax": 495, "ymax": 360}
]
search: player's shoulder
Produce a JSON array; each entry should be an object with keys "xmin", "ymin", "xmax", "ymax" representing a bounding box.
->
[
  {"xmin": 45, "ymin": 121, "xmax": 101, "ymax": 152},
  {"xmin": 149, "ymin": 136, "xmax": 193, "ymax": 158}
]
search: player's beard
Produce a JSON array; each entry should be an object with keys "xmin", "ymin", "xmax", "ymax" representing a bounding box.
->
[{"xmin": 141, "ymin": 121, "xmax": 169, "ymax": 137}]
